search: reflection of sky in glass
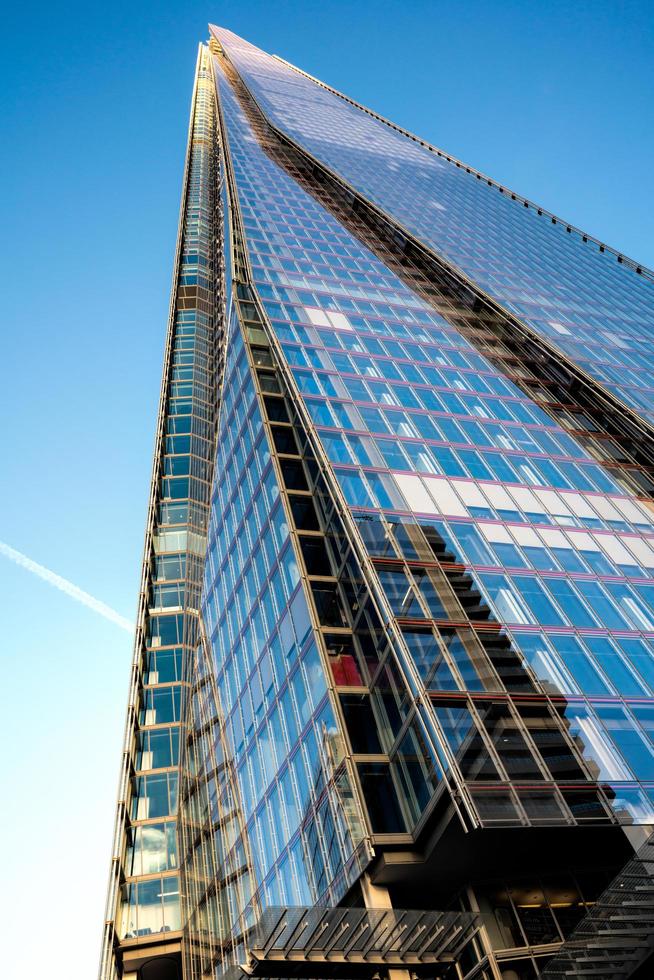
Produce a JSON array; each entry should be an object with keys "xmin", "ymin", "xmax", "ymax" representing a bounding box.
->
[
  {"xmin": 212, "ymin": 46, "xmax": 654, "ymax": 822},
  {"xmin": 117, "ymin": 51, "xmax": 216, "ymax": 949},
  {"xmin": 211, "ymin": 25, "xmax": 654, "ymax": 425},
  {"xmin": 201, "ymin": 307, "xmax": 367, "ymax": 921}
]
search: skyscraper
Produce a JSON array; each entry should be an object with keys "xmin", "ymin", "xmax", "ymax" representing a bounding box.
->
[{"xmin": 100, "ymin": 25, "xmax": 654, "ymax": 980}]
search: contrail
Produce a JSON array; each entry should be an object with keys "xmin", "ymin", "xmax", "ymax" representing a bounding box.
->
[{"xmin": 0, "ymin": 540, "xmax": 134, "ymax": 633}]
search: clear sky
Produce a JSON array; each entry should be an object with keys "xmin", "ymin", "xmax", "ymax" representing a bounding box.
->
[{"xmin": 1, "ymin": 1, "xmax": 652, "ymax": 976}]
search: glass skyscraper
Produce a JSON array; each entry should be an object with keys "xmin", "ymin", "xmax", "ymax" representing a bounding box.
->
[{"xmin": 100, "ymin": 26, "xmax": 654, "ymax": 980}]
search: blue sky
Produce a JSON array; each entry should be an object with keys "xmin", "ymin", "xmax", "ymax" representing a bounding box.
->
[{"xmin": 1, "ymin": 1, "xmax": 652, "ymax": 976}]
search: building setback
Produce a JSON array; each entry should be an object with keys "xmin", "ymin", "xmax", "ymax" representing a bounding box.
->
[{"xmin": 100, "ymin": 25, "xmax": 654, "ymax": 980}]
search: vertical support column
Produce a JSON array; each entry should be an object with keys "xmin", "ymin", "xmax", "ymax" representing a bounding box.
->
[{"xmin": 361, "ymin": 874, "xmax": 411, "ymax": 980}]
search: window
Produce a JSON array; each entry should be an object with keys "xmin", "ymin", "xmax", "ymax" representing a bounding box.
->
[
  {"xmin": 594, "ymin": 704, "xmax": 654, "ymax": 779},
  {"xmin": 572, "ymin": 533, "xmax": 616, "ymax": 575},
  {"xmin": 540, "ymin": 530, "xmax": 588, "ymax": 573},
  {"xmin": 441, "ymin": 628, "xmax": 492, "ymax": 691},
  {"xmin": 325, "ymin": 634, "xmax": 364, "ymax": 686},
  {"xmin": 280, "ymin": 460, "xmax": 308, "ymax": 491},
  {"xmin": 144, "ymin": 648, "xmax": 183, "ymax": 684},
  {"xmin": 483, "ymin": 483, "xmax": 520, "ymax": 521},
  {"xmin": 334, "ymin": 468, "xmax": 376, "ymax": 508},
  {"xmin": 575, "ymin": 581, "xmax": 631, "ymax": 630},
  {"xmin": 358, "ymin": 763, "xmax": 408, "ymax": 833},
  {"xmin": 432, "ymin": 447, "xmax": 467, "ymax": 478},
  {"xmin": 132, "ymin": 773, "xmax": 178, "ymax": 820},
  {"xmin": 355, "ymin": 517, "xmax": 395, "ymax": 557},
  {"xmin": 432, "ymin": 703, "xmax": 499, "ymax": 780},
  {"xmin": 480, "ymin": 703, "xmax": 543, "ymax": 780},
  {"xmin": 617, "ymin": 637, "xmax": 654, "ymax": 692},
  {"xmin": 290, "ymin": 496, "xmax": 320, "ymax": 530},
  {"xmin": 378, "ymin": 567, "xmax": 422, "ymax": 618},
  {"xmin": 402, "ymin": 441, "xmax": 439, "ymax": 474},
  {"xmin": 120, "ymin": 875, "xmax": 180, "ymax": 939},
  {"xmin": 340, "ymin": 695, "xmax": 382, "ymax": 753},
  {"xmin": 479, "ymin": 574, "xmax": 533, "ymax": 625},
  {"xmin": 609, "ymin": 582, "xmax": 654, "ymax": 631},
  {"xmin": 585, "ymin": 636, "xmax": 648, "ymax": 697},
  {"xmin": 547, "ymin": 578, "xmax": 598, "ymax": 628},
  {"xmin": 311, "ymin": 583, "xmax": 348, "ymax": 627},
  {"xmin": 548, "ymin": 634, "xmax": 612, "ymax": 696},
  {"xmin": 136, "ymin": 728, "xmax": 179, "ymax": 770},
  {"xmin": 126, "ymin": 822, "xmax": 177, "ymax": 876},
  {"xmin": 299, "ymin": 536, "xmax": 331, "ymax": 576},
  {"xmin": 395, "ymin": 724, "xmax": 439, "ymax": 820},
  {"xmin": 508, "ymin": 576, "xmax": 562, "ymax": 627},
  {"xmin": 412, "ymin": 567, "xmax": 449, "ymax": 618},
  {"xmin": 365, "ymin": 470, "xmax": 406, "ymax": 509},
  {"xmin": 402, "ymin": 627, "xmax": 457, "ymax": 689},
  {"xmin": 457, "ymin": 481, "xmax": 493, "ymax": 516},
  {"xmin": 513, "ymin": 631, "xmax": 576, "ymax": 696},
  {"xmin": 562, "ymin": 705, "xmax": 632, "ymax": 781},
  {"xmin": 271, "ymin": 426, "xmax": 299, "ymax": 454},
  {"xmin": 154, "ymin": 555, "xmax": 186, "ymax": 582}
]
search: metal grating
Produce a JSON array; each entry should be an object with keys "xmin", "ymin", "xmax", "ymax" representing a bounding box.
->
[
  {"xmin": 541, "ymin": 832, "xmax": 654, "ymax": 979},
  {"xmin": 229, "ymin": 906, "xmax": 479, "ymax": 977}
]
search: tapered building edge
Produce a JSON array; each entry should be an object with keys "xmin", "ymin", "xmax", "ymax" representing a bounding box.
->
[{"xmin": 100, "ymin": 28, "xmax": 654, "ymax": 980}]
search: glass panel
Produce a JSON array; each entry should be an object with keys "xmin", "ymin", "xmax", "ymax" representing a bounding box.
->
[
  {"xmin": 357, "ymin": 763, "xmax": 408, "ymax": 833},
  {"xmin": 402, "ymin": 628, "xmax": 457, "ymax": 689},
  {"xmin": 433, "ymin": 703, "xmax": 499, "ymax": 780},
  {"xmin": 479, "ymin": 704, "xmax": 543, "ymax": 780}
]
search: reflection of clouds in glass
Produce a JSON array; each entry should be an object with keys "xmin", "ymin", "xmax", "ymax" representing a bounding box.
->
[
  {"xmin": 135, "ymin": 824, "xmax": 170, "ymax": 875},
  {"xmin": 141, "ymin": 825, "xmax": 166, "ymax": 853}
]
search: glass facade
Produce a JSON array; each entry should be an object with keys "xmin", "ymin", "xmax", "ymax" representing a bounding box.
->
[
  {"xmin": 99, "ymin": 46, "xmax": 223, "ymax": 980},
  {"xmin": 102, "ymin": 25, "xmax": 654, "ymax": 980},
  {"xmin": 210, "ymin": 27, "xmax": 654, "ymax": 426},
  {"xmin": 207, "ymin": 42, "xmax": 654, "ymax": 830},
  {"xmin": 193, "ymin": 299, "xmax": 369, "ymax": 942}
]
